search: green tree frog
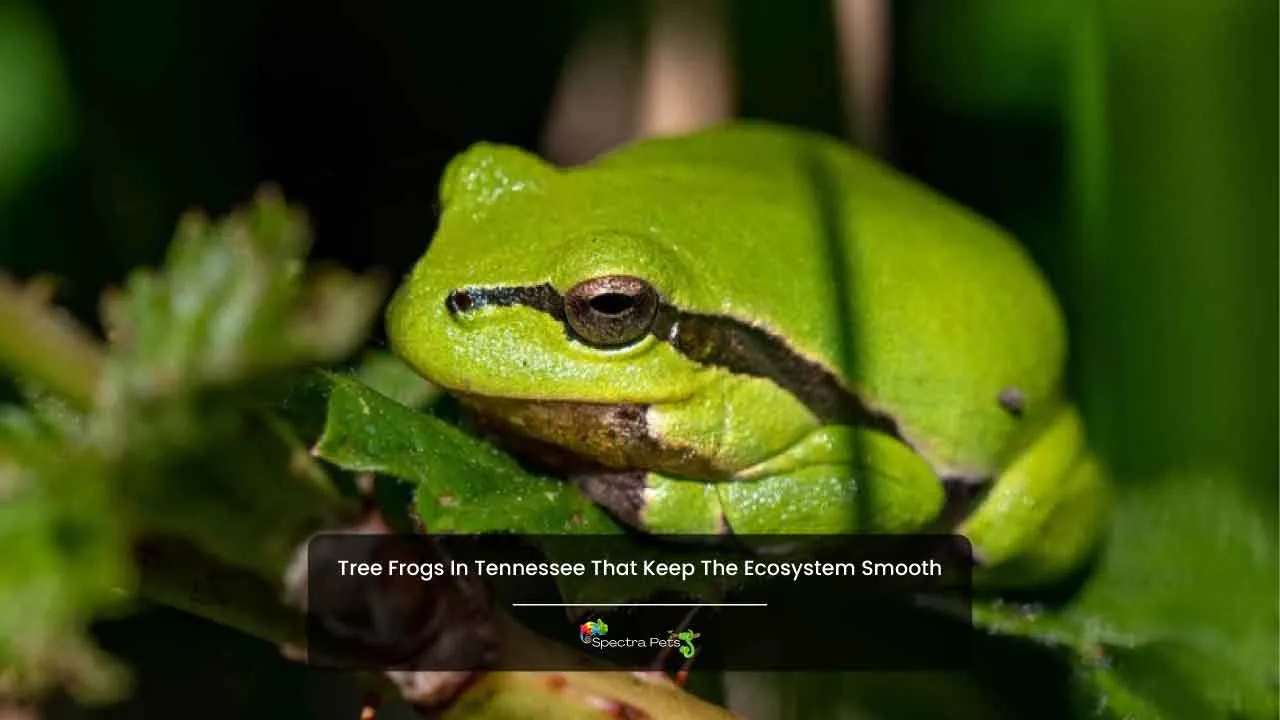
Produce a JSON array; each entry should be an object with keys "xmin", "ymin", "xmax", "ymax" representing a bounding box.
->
[{"xmin": 387, "ymin": 122, "xmax": 1109, "ymax": 587}]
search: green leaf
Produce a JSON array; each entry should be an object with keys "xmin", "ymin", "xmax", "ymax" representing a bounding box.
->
[{"xmin": 313, "ymin": 373, "xmax": 615, "ymax": 535}]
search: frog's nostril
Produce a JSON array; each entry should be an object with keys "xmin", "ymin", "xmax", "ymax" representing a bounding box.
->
[{"xmin": 446, "ymin": 290, "xmax": 475, "ymax": 314}]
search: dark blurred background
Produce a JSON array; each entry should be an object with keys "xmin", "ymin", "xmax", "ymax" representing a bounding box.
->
[{"xmin": 1, "ymin": 0, "xmax": 1275, "ymax": 718}]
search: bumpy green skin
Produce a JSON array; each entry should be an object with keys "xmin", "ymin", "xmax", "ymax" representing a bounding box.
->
[{"xmin": 387, "ymin": 122, "xmax": 1108, "ymax": 587}]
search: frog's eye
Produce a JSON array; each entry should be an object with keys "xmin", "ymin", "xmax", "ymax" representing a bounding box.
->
[{"xmin": 564, "ymin": 275, "xmax": 659, "ymax": 348}]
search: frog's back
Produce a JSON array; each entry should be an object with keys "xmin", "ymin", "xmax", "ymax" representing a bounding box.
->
[{"xmin": 584, "ymin": 122, "xmax": 1068, "ymax": 478}]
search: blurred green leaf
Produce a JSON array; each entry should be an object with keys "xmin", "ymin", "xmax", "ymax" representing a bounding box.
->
[
  {"xmin": 0, "ymin": 276, "xmax": 103, "ymax": 412},
  {"xmin": 89, "ymin": 188, "xmax": 380, "ymax": 577},
  {"xmin": 0, "ymin": 407, "xmax": 130, "ymax": 703},
  {"xmin": 98, "ymin": 186, "xmax": 385, "ymax": 409},
  {"xmin": 1018, "ymin": 0, "xmax": 1279, "ymax": 716},
  {"xmin": 0, "ymin": 1, "xmax": 71, "ymax": 202},
  {"xmin": 0, "ymin": 189, "xmax": 381, "ymax": 703},
  {"xmin": 901, "ymin": 0, "xmax": 1070, "ymax": 116},
  {"xmin": 974, "ymin": 472, "xmax": 1278, "ymax": 719}
]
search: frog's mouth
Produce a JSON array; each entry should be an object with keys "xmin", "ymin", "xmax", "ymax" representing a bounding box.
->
[
  {"xmin": 453, "ymin": 392, "xmax": 725, "ymax": 482},
  {"xmin": 454, "ymin": 393, "xmax": 994, "ymax": 538}
]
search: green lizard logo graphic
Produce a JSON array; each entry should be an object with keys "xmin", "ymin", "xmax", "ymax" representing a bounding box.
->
[{"xmin": 673, "ymin": 628, "xmax": 700, "ymax": 659}]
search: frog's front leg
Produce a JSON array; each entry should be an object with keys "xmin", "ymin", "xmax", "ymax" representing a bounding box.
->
[
  {"xmin": 575, "ymin": 429, "xmax": 944, "ymax": 536},
  {"xmin": 575, "ymin": 470, "xmax": 727, "ymax": 535},
  {"xmin": 959, "ymin": 406, "xmax": 1110, "ymax": 587}
]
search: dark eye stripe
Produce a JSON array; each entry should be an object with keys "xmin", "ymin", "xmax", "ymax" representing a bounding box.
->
[
  {"xmin": 445, "ymin": 282, "xmax": 906, "ymax": 440},
  {"xmin": 446, "ymin": 285, "xmax": 565, "ymax": 319}
]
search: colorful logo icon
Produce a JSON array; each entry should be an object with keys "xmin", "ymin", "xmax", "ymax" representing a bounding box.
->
[
  {"xmin": 579, "ymin": 619, "xmax": 608, "ymax": 643},
  {"xmin": 670, "ymin": 628, "xmax": 701, "ymax": 659}
]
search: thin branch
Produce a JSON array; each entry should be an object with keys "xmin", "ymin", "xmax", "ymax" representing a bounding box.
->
[
  {"xmin": 637, "ymin": 0, "xmax": 733, "ymax": 137},
  {"xmin": 834, "ymin": 0, "xmax": 892, "ymax": 155},
  {"xmin": 541, "ymin": 18, "xmax": 643, "ymax": 165},
  {"xmin": 0, "ymin": 699, "xmax": 38, "ymax": 720}
]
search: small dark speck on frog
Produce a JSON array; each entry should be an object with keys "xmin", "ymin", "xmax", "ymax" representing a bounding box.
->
[{"xmin": 998, "ymin": 387, "xmax": 1026, "ymax": 416}]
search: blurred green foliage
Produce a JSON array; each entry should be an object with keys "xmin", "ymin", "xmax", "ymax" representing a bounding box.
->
[
  {"xmin": 0, "ymin": 1, "xmax": 71, "ymax": 202},
  {"xmin": 0, "ymin": 190, "xmax": 379, "ymax": 708}
]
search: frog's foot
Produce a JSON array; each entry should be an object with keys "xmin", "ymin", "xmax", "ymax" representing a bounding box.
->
[{"xmin": 958, "ymin": 405, "xmax": 1111, "ymax": 587}]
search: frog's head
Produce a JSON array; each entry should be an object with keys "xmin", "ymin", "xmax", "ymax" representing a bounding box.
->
[{"xmin": 386, "ymin": 143, "xmax": 715, "ymax": 467}]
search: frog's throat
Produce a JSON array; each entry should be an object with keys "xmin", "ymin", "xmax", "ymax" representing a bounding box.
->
[
  {"xmin": 458, "ymin": 394, "xmax": 725, "ymax": 480},
  {"xmin": 449, "ymin": 282, "xmax": 907, "ymax": 442}
]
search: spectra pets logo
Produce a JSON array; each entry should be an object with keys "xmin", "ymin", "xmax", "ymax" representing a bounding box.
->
[
  {"xmin": 669, "ymin": 628, "xmax": 701, "ymax": 659},
  {"xmin": 579, "ymin": 619, "xmax": 608, "ymax": 643}
]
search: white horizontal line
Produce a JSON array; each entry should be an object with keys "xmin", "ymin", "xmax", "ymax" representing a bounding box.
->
[{"xmin": 510, "ymin": 602, "xmax": 767, "ymax": 607}]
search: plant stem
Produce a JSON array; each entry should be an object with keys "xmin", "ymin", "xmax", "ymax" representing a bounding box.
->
[{"xmin": 133, "ymin": 537, "xmax": 306, "ymax": 646}]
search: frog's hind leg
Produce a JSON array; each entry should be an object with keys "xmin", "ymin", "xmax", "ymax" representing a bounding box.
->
[
  {"xmin": 958, "ymin": 406, "xmax": 1111, "ymax": 588},
  {"xmin": 716, "ymin": 429, "xmax": 945, "ymax": 536}
]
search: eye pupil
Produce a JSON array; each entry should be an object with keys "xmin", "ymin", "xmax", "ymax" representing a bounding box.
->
[{"xmin": 588, "ymin": 293, "xmax": 636, "ymax": 316}]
